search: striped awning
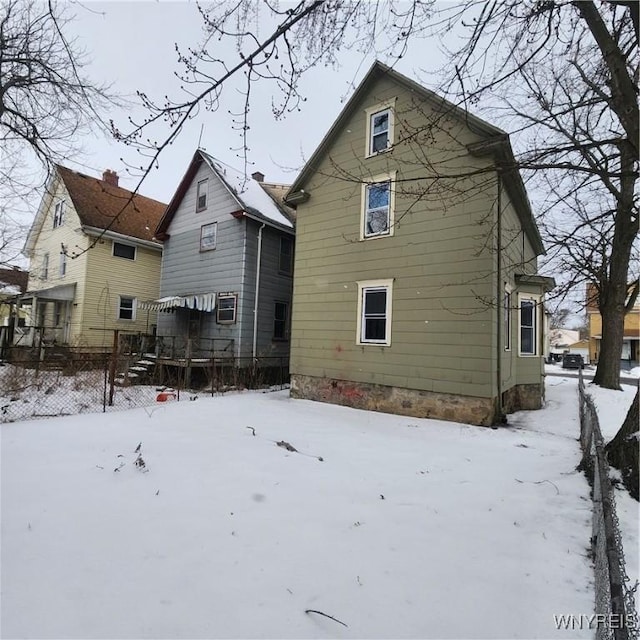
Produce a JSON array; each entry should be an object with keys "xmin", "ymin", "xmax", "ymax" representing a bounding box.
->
[{"xmin": 140, "ymin": 293, "xmax": 216, "ymax": 312}]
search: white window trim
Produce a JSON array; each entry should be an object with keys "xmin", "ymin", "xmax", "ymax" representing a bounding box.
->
[
  {"xmin": 112, "ymin": 241, "xmax": 137, "ymax": 261},
  {"xmin": 504, "ymin": 284, "xmax": 512, "ymax": 351},
  {"xmin": 200, "ymin": 222, "xmax": 217, "ymax": 251},
  {"xmin": 53, "ymin": 200, "xmax": 65, "ymax": 228},
  {"xmin": 364, "ymin": 99, "xmax": 396, "ymax": 158},
  {"xmin": 518, "ymin": 293, "xmax": 540, "ymax": 356},
  {"xmin": 360, "ymin": 171, "xmax": 397, "ymax": 240},
  {"xmin": 59, "ymin": 252, "xmax": 67, "ymax": 278},
  {"xmin": 41, "ymin": 253, "xmax": 49, "ymax": 280},
  {"xmin": 216, "ymin": 293, "xmax": 237, "ymax": 324},
  {"xmin": 196, "ymin": 179, "xmax": 208, "ymax": 212},
  {"xmin": 118, "ymin": 295, "xmax": 137, "ymax": 321},
  {"xmin": 356, "ymin": 279, "xmax": 394, "ymax": 346}
]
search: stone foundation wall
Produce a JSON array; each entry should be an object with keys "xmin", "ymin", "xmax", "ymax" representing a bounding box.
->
[
  {"xmin": 502, "ymin": 383, "xmax": 544, "ymax": 414},
  {"xmin": 290, "ymin": 374, "xmax": 498, "ymax": 427}
]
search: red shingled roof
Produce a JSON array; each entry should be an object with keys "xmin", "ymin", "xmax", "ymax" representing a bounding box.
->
[
  {"xmin": 57, "ymin": 165, "xmax": 166, "ymax": 242},
  {"xmin": 0, "ymin": 267, "xmax": 28, "ymax": 293}
]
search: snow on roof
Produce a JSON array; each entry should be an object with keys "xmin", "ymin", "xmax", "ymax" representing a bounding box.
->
[
  {"xmin": 0, "ymin": 283, "xmax": 21, "ymax": 296},
  {"xmin": 201, "ymin": 153, "xmax": 293, "ymax": 229}
]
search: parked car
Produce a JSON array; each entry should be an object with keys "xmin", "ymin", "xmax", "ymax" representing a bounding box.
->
[{"xmin": 562, "ymin": 354, "xmax": 584, "ymax": 369}]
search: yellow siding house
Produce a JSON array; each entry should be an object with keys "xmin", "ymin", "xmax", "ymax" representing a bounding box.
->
[{"xmin": 19, "ymin": 166, "xmax": 166, "ymax": 349}]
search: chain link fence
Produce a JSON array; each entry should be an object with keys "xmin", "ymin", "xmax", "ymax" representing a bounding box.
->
[
  {"xmin": 578, "ymin": 370, "xmax": 639, "ymax": 640},
  {"xmin": 1, "ymin": 333, "xmax": 289, "ymax": 423}
]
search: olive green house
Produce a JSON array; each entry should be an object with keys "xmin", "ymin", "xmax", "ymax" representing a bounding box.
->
[{"xmin": 284, "ymin": 62, "xmax": 554, "ymax": 426}]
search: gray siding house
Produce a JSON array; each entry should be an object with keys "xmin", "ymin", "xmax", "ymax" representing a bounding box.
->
[{"xmin": 149, "ymin": 150, "xmax": 295, "ymax": 364}]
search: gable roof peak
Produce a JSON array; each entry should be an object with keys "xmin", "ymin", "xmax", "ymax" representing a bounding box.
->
[{"xmin": 156, "ymin": 149, "xmax": 294, "ymax": 236}]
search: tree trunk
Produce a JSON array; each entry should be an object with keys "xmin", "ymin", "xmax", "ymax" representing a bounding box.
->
[
  {"xmin": 605, "ymin": 389, "xmax": 639, "ymax": 501},
  {"xmin": 593, "ymin": 291, "xmax": 626, "ymax": 389},
  {"xmin": 592, "ymin": 142, "xmax": 638, "ymax": 390}
]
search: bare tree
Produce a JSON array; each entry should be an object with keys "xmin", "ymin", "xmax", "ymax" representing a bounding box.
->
[
  {"xmin": 111, "ymin": 0, "xmax": 637, "ymax": 389},
  {"xmin": 0, "ymin": 0, "xmax": 115, "ymax": 264},
  {"xmin": 549, "ymin": 308, "xmax": 572, "ymax": 330},
  {"xmin": 432, "ymin": 1, "xmax": 638, "ymax": 389}
]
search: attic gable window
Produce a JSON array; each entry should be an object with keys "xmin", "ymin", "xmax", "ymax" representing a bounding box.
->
[
  {"xmin": 41, "ymin": 253, "xmax": 49, "ymax": 280},
  {"xmin": 361, "ymin": 172, "xmax": 396, "ymax": 239},
  {"xmin": 53, "ymin": 201, "xmax": 65, "ymax": 228},
  {"xmin": 196, "ymin": 179, "xmax": 208, "ymax": 212},
  {"xmin": 365, "ymin": 100, "xmax": 395, "ymax": 157},
  {"xmin": 113, "ymin": 241, "xmax": 136, "ymax": 260}
]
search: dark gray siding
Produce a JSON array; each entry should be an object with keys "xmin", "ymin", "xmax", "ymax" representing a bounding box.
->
[{"xmin": 240, "ymin": 219, "xmax": 294, "ymax": 360}]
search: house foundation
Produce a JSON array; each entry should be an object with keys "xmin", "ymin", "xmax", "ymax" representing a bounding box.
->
[
  {"xmin": 502, "ymin": 383, "xmax": 544, "ymax": 413},
  {"xmin": 290, "ymin": 374, "xmax": 498, "ymax": 427}
]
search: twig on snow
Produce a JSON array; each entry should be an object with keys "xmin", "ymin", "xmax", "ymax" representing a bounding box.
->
[
  {"xmin": 515, "ymin": 478, "xmax": 560, "ymax": 495},
  {"xmin": 305, "ymin": 609, "xmax": 348, "ymax": 628}
]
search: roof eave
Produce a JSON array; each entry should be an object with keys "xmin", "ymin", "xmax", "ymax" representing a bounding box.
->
[
  {"xmin": 231, "ymin": 209, "xmax": 295, "ymax": 235},
  {"xmin": 155, "ymin": 150, "xmax": 208, "ymax": 236},
  {"xmin": 23, "ymin": 171, "xmax": 61, "ymax": 258},
  {"xmin": 81, "ymin": 225, "xmax": 163, "ymax": 251},
  {"xmin": 287, "ymin": 60, "xmax": 507, "ymax": 197},
  {"xmin": 467, "ymin": 137, "xmax": 546, "ymax": 257},
  {"xmin": 515, "ymin": 273, "xmax": 556, "ymax": 291}
]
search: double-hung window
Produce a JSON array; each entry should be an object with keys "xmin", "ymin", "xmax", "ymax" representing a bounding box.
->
[
  {"xmin": 519, "ymin": 296, "xmax": 539, "ymax": 355},
  {"xmin": 362, "ymin": 173, "xmax": 395, "ymax": 239},
  {"xmin": 118, "ymin": 296, "xmax": 136, "ymax": 321},
  {"xmin": 53, "ymin": 201, "xmax": 65, "ymax": 228},
  {"xmin": 41, "ymin": 253, "xmax": 49, "ymax": 280},
  {"xmin": 196, "ymin": 179, "xmax": 208, "ymax": 212},
  {"xmin": 59, "ymin": 251, "xmax": 67, "ymax": 277},
  {"xmin": 365, "ymin": 100, "xmax": 395, "ymax": 157},
  {"xmin": 273, "ymin": 301, "xmax": 289, "ymax": 340},
  {"xmin": 200, "ymin": 222, "xmax": 217, "ymax": 251},
  {"xmin": 279, "ymin": 236, "xmax": 293, "ymax": 275},
  {"xmin": 217, "ymin": 293, "xmax": 237, "ymax": 324},
  {"xmin": 357, "ymin": 279, "xmax": 393, "ymax": 346}
]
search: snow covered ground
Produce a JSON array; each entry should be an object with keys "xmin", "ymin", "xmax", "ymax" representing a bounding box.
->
[{"xmin": 0, "ymin": 374, "xmax": 636, "ymax": 639}]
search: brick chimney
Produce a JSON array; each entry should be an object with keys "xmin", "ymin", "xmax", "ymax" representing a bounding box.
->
[
  {"xmin": 102, "ymin": 169, "xmax": 119, "ymax": 187},
  {"xmin": 251, "ymin": 171, "xmax": 264, "ymax": 183}
]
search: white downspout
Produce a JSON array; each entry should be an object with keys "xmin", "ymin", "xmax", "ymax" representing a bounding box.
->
[{"xmin": 252, "ymin": 223, "xmax": 266, "ymax": 360}]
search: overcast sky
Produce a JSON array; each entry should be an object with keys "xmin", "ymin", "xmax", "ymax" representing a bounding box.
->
[{"xmin": 64, "ymin": 1, "xmax": 449, "ymax": 204}]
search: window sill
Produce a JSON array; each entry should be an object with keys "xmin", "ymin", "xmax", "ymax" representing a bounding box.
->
[
  {"xmin": 360, "ymin": 233, "xmax": 393, "ymax": 241},
  {"xmin": 365, "ymin": 146, "xmax": 393, "ymax": 160}
]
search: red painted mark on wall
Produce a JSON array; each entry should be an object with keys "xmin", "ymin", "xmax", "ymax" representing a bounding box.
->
[{"xmin": 340, "ymin": 385, "xmax": 364, "ymax": 399}]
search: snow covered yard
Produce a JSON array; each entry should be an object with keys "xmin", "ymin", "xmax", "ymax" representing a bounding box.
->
[{"xmin": 1, "ymin": 379, "xmax": 599, "ymax": 638}]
